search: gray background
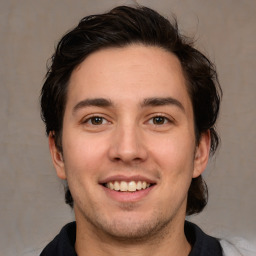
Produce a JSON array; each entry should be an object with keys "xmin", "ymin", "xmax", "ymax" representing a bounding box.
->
[{"xmin": 1, "ymin": 0, "xmax": 255, "ymax": 255}]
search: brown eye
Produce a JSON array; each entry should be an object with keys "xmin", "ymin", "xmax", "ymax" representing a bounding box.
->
[
  {"xmin": 84, "ymin": 116, "xmax": 108, "ymax": 125},
  {"xmin": 152, "ymin": 116, "xmax": 167, "ymax": 125},
  {"xmin": 90, "ymin": 116, "xmax": 104, "ymax": 125}
]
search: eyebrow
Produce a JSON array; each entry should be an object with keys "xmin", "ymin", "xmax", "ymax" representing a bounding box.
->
[
  {"xmin": 73, "ymin": 98, "xmax": 113, "ymax": 114},
  {"xmin": 141, "ymin": 97, "xmax": 185, "ymax": 112},
  {"xmin": 72, "ymin": 96, "xmax": 185, "ymax": 114}
]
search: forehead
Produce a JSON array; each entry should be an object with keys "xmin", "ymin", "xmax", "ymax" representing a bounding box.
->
[{"xmin": 67, "ymin": 45, "xmax": 190, "ymax": 109}]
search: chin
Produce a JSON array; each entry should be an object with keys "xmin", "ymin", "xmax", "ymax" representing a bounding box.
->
[{"xmin": 93, "ymin": 212, "xmax": 173, "ymax": 241}]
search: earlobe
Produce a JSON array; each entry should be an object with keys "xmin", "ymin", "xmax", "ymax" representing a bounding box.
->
[
  {"xmin": 193, "ymin": 131, "xmax": 211, "ymax": 178},
  {"xmin": 48, "ymin": 132, "xmax": 67, "ymax": 180}
]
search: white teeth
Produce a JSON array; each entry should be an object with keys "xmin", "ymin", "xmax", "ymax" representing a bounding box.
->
[
  {"xmin": 109, "ymin": 182, "xmax": 114, "ymax": 190},
  {"xmin": 120, "ymin": 181, "xmax": 128, "ymax": 191},
  {"xmin": 128, "ymin": 181, "xmax": 136, "ymax": 192},
  {"xmin": 137, "ymin": 181, "xmax": 142, "ymax": 190},
  {"xmin": 106, "ymin": 181, "xmax": 151, "ymax": 192},
  {"xmin": 114, "ymin": 181, "xmax": 120, "ymax": 191}
]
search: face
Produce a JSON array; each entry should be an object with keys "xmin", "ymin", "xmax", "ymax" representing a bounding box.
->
[{"xmin": 49, "ymin": 45, "xmax": 210, "ymax": 240}]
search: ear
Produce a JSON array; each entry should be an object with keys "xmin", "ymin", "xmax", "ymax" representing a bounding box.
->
[
  {"xmin": 193, "ymin": 130, "xmax": 211, "ymax": 178},
  {"xmin": 48, "ymin": 132, "xmax": 67, "ymax": 180}
]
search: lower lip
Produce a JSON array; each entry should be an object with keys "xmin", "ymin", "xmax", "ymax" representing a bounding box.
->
[{"xmin": 101, "ymin": 185, "xmax": 155, "ymax": 202}]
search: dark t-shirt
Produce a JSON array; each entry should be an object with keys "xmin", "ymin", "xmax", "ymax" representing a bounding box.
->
[{"xmin": 40, "ymin": 221, "xmax": 223, "ymax": 255}]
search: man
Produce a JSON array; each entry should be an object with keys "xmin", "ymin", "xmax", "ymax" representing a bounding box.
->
[{"xmin": 40, "ymin": 5, "xmax": 224, "ymax": 256}]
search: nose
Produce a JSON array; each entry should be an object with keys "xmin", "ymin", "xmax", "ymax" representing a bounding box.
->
[{"xmin": 108, "ymin": 123, "xmax": 148, "ymax": 164}]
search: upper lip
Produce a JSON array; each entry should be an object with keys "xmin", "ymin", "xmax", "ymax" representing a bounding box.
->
[{"xmin": 99, "ymin": 175, "xmax": 157, "ymax": 184}]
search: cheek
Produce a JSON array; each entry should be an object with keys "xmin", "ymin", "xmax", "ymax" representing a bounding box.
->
[
  {"xmin": 150, "ymin": 135, "xmax": 195, "ymax": 210},
  {"xmin": 147, "ymin": 132, "xmax": 195, "ymax": 170},
  {"xmin": 61, "ymin": 133, "xmax": 109, "ymax": 206},
  {"xmin": 62, "ymin": 132, "xmax": 109, "ymax": 177}
]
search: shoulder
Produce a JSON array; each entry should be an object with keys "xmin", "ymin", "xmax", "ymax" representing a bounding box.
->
[
  {"xmin": 220, "ymin": 237, "xmax": 256, "ymax": 256},
  {"xmin": 40, "ymin": 222, "xmax": 77, "ymax": 256},
  {"xmin": 185, "ymin": 221, "xmax": 223, "ymax": 255}
]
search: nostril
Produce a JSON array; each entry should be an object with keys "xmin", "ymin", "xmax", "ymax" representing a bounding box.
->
[{"xmin": 111, "ymin": 156, "xmax": 145, "ymax": 164}]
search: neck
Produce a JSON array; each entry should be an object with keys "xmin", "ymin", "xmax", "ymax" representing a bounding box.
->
[{"xmin": 75, "ymin": 214, "xmax": 191, "ymax": 256}]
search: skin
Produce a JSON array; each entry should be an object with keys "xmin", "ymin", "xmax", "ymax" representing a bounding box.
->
[{"xmin": 49, "ymin": 44, "xmax": 210, "ymax": 256}]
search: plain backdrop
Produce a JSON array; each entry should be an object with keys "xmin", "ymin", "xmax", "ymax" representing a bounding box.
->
[{"xmin": 0, "ymin": 0, "xmax": 255, "ymax": 255}]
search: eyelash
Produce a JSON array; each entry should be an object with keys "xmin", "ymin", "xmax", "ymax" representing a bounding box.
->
[
  {"xmin": 147, "ymin": 115, "xmax": 173, "ymax": 126},
  {"xmin": 82, "ymin": 115, "xmax": 109, "ymax": 125}
]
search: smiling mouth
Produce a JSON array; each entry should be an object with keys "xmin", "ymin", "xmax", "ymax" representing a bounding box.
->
[{"xmin": 103, "ymin": 181, "xmax": 154, "ymax": 192}]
